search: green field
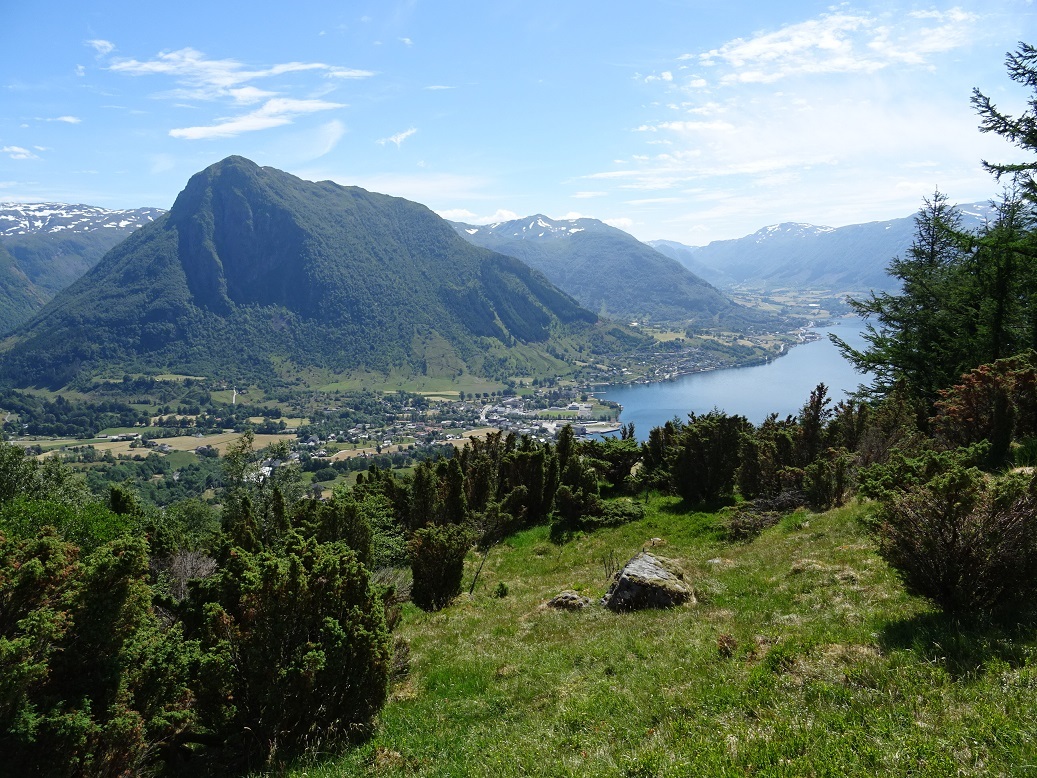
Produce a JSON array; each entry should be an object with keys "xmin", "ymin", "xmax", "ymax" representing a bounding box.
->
[{"xmin": 289, "ymin": 498, "xmax": 1037, "ymax": 777}]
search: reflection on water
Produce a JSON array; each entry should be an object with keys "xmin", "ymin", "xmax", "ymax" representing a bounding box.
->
[{"xmin": 599, "ymin": 319, "xmax": 871, "ymax": 440}]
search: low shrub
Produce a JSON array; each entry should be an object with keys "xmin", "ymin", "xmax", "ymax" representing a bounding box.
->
[
  {"xmin": 407, "ymin": 524, "xmax": 473, "ymax": 611},
  {"xmin": 874, "ymin": 465, "xmax": 1037, "ymax": 617}
]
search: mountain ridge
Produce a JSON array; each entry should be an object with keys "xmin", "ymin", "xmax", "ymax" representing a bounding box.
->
[{"xmin": 452, "ymin": 213, "xmax": 775, "ymax": 329}]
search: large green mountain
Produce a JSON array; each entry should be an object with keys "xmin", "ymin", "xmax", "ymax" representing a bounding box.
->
[
  {"xmin": 0, "ymin": 157, "xmax": 644, "ymax": 388},
  {"xmin": 451, "ymin": 215, "xmax": 775, "ymax": 329}
]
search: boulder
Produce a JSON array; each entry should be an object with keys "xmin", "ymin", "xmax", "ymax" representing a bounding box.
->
[{"xmin": 601, "ymin": 552, "xmax": 694, "ymax": 611}]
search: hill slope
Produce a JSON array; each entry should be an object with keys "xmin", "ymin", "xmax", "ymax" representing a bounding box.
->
[
  {"xmin": 291, "ymin": 497, "xmax": 1036, "ymax": 777},
  {"xmin": 453, "ymin": 215, "xmax": 775, "ymax": 329},
  {"xmin": 0, "ymin": 241, "xmax": 45, "ymax": 334},
  {"xmin": 0, "ymin": 157, "xmax": 641, "ymax": 388}
]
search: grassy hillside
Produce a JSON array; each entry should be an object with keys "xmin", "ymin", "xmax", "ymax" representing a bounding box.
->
[{"xmin": 292, "ymin": 497, "xmax": 1037, "ymax": 777}]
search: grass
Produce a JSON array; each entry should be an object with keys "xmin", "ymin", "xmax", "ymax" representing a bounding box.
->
[{"xmin": 283, "ymin": 497, "xmax": 1037, "ymax": 777}]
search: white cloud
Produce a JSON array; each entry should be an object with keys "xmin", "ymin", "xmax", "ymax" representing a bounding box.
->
[
  {"xmin": 399, "ymin": 37, "xmax": 413, "ymax": 46},
  {"xmin": 2, "ymin": 146, "xmax": 39, "ymax": 160},
  {"xmin": 608, "ymin": 4, "xmax": 1009, "ymax": 241},
  {"xmin": 603, "ymin": 217, "xmax": 634, "ymax": 230},
  {"xmin": 86, "ymin": 39, "xmax": 114, "ymax": 56},
  {"xmin": 48, "ymin": 115, "xmax": 82, "ymax": 124},
  {"xmin": 377, "ymin": 127, "xmax": 417, "ymax": 147},
  {"xmin": 327, "ymin": 67, "xmax": 377, "ymax": 79},
  {"xmin": 426, "ymin": 84, "xmax": 454, "ymax": 90},
  {"xmin": 75, "ymin": 64, "xmax": 86, "ymax": 77},
  {"xmin": 170, "ymin": 98, "xmax": 345, "ymax": 139},
  {"xmin": 679, "ymin": 7, "xmax": 979, "ymax": 86},
  {"xmin": 436, "ymin": 208, "xmax": 478, "ymax": 221},
  {"xmin": 436, "ymin": 207, "xmax": 519, "ymax": 224},
  {"xmin": 108, "ymin": 47, "xmax": 373, "ymax": 102},
  {"xmin": 227, "ymin": 86, "xmax": 277, "ymax": 104},
  {"xmin": 313, "ymin": 119, "xmax": 347, "ymax": 157},
  {"xmin": 643, "ymin": 71, "xmax": 674, "ymax": 83}
]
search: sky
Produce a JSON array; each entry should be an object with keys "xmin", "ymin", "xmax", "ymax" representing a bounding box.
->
[{"xmin": 1, "ymin": 1, "xmax": 1035, "ymax": 245}]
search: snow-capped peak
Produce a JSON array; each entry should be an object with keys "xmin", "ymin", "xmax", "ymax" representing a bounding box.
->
[{"xmin": 0, "ymin": 202, "xmax": 165, "ymax": 237}]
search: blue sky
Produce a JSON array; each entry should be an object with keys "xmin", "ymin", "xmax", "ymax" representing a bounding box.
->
[{"xmin": 1, "ymin": 1, "xmax": 1034, "ymax": 244}]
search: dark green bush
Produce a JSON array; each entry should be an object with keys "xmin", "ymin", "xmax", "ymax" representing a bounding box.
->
[
  {"xmin": 188, "ymin": 531, "xmax": 391, "ymax": 760},
  {"xmin": 874, "ymin": 467, "xmax": 1037, "ymax": 617},
  {"xmin": 407, "ymin": 524, "xmax": 473, "ymax": 611},
  {"xmin": 0, "ymin": 531, "xmax": 195, "ymax": 777}
]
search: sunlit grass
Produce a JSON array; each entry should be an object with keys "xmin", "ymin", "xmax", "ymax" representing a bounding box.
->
[{"xmin": 285, "ymin": 497, "xmax": 1037, "ymax": 777}]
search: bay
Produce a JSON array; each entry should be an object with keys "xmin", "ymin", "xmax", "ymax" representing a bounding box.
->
[{"xmin": 599, "ymin": 318, "xmax": 871, "ymax": 440}]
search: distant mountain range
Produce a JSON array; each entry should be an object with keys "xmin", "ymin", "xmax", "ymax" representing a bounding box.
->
[
  {"xmin": 0, "ymin": 202, "xmax": 163, "ymax": 237},
  {"xmin": 451, "ymin": 215, "xmax": 774, "ymax": 329},
  {"xmin": 649, "ymin": 202, "xmax": 997, "ymax": 293},
  {"xmin": 0, "ymin": 157, "xmax": 647, "ymax": 388},
  {"xmin": 0, "ymin": 203, "xmax": 162, "ymax": 332}
]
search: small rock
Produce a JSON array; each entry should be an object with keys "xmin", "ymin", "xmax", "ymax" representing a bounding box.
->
[{"xmin": 546, "ymin": 590, "xmax": 592, "ymax": 610}]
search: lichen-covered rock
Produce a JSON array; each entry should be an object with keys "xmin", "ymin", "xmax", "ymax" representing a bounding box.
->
[
  {"xmin": 546, "ymin": 590, "xmax": 593, "ymax": 610},
  {"xmin": 601, "ymin": 552, "xmax": 694, "ymax": 611}
]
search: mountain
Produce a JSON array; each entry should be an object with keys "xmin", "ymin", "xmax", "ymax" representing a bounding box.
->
[
  {"xmin": 0, "ymin": 203, "xmax": 163, "ymax": 332},
  {"xmin": 0, "ymin": 157, "xmax": 645, "ymax": 388},
  {"xmin": 451, "ymin": 215, "xmax": 774, "ymax": 329},
  {"xmin": 650, "ymin": 202, "xmax": 997, "ymax": 293},
  {"xmin": 0, "ymin": 202, "xmax": 163, "ymax": 237}
]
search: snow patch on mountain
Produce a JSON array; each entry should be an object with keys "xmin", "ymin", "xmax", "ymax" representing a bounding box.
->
[{"xmin": 0, "ymin": 202, "xmax": 165, "ymax": 237}]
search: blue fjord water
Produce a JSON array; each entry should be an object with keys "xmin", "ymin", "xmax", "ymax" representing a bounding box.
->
[{"xmin": 599, "ymin": 318, "xmax": 870, "ymax": 440}]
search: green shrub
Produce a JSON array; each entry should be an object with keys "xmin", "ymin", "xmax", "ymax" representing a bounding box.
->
[
  {"xmin": 874, "ymin": 467, "xmax": 1037, "ymax": 617},
  {"xmin": 0, "ymin": 531, "xmax": 195, "ymax": 777},
  {"xmin": 407, "ymin": 523, "xmax": 473, "ymax": 611},
  {"xmin": 188, "ymin": 531, "xmax": 391, "ymax": 761}
]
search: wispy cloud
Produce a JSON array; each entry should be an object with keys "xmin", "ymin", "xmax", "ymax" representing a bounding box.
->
[
  {"xmin": 377, "ymin": 127, "xmax": 417, "ymax": 147},
  {"xmin": 598, "ymin": 3, "xmax": 996, "ymax": 239},
  {"xmin": 2, "ymin": 145, "xmax": 39, "ymax": 160},
  {"xmin": 101, "ymin": 46, "xmax": 372, "ymax": 140},
  {"xmin": 326, "ymin": 68, "xmax": 377, "ymax": 79},
  {"xmin": 436, "ymin": 208, "xmax": 519, "ymax": 224},
  {"xmin": 425, "ymin": 84, "xmax": 454, "ymax": 90},
  {"xmin": 85, "ymin": 39, "xmax": 114, "ymax": 56},
  {"xmin": 170, "ymin": 98, "xmax": 345, "ymax": 139},
  {"xmin": 108, "ymin": 47, "xmax": 374, "ymax": 101},
  {"xmin": 312, "ymin": 119, "xmax": 347, "ymax": 158},
  {"xmin": 681, "ymin": 7, "xmax": 978, "ymax": 86},
  {"xmin": 46, "ymin": 115, "xmax": 82, "ymax": 124}
]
